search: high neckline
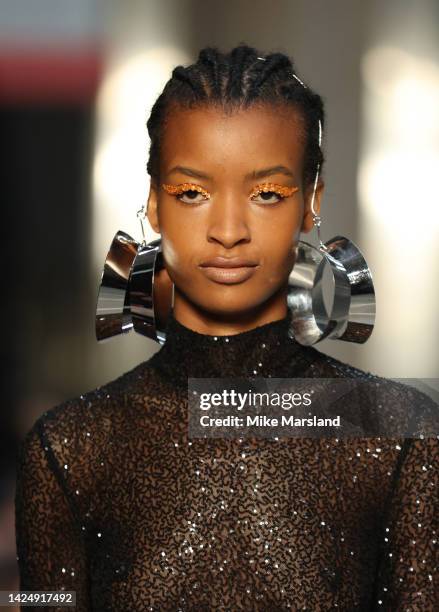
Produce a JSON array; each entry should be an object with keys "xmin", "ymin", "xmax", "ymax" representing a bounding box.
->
[{"xmin": 148, "ymin": 309, "xmax": 317, "ymax": 388}]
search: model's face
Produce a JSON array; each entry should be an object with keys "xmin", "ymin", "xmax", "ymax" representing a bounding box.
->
[{"xmin": 147, "ymin": 103, "xmax": 323, "ymax": 325}]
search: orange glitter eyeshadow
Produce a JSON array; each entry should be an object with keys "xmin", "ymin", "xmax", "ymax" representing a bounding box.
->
[
  {"xmin": 250, "ymin": 183, "xmax": 299, "ymax": 198},
  {"xmin": 161, "ymin": 183, "xmax": 211, "ymax": 199}
]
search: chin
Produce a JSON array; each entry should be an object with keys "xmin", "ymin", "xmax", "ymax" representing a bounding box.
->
[{"xmin": 185, "ymin": 286, "xmax": 275, "ymax": 318}]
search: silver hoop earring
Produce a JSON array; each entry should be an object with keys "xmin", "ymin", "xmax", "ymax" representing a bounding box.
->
[
  {"xmin": 287, "ymin": 235, "xmax": 376, "ymax": 346},
  {"xmin": 95, "ymin": 205, "xmax": 173, "ymax": 345},
  {"xmin": 287, "ymin": 121, "xmax": 375, "ymax": 346}
]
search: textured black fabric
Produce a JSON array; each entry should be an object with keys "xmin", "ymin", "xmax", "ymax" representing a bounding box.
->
[{"xmin": 15, "ymin": 310, "xmax": 438, "ymax": 611}]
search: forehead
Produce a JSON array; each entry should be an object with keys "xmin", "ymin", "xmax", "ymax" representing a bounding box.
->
[{"xmin": 159, "ymin": 103, "xmax": 305, "ymax": 180}]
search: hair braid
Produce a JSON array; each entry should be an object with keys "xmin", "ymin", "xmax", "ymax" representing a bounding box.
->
[
  {"xmin": 224, "ymin": 45, "xmax": 256, "ymax": 100},
  {"xmin": 198, "ymin": 47, "xmax": 226, "ymax": 98},
  {"xmin": 247, "ymin": 52, "xmax": 291, "ymax": 97}
]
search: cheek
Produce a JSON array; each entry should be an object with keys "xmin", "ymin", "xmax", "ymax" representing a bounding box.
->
[
  {"xmin": 157, "ymin": 202, "xmax": 197, "ymax": 269},
  {"xmin": 248, "ymin": 226, "xmax": 297, "ymax": 292},
  {"xmin": 261, "ymin": 236, "xmax": 297, "ymax": 285},
  {"xmin": 160, "ymin": 232, "xmax": 193, "ymax": 284},
  {"xmin": 256, "ymin": 208, "xmax": 302, "ymax": 258}
]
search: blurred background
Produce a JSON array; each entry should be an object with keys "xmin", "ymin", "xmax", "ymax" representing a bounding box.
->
[{"xmin": 1, "ymin": 0, "xmax": 439, "ymax": 596}]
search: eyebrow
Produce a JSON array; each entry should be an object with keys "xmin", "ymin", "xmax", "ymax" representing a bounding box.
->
[{"xmin": 167, "ymin": 165, "xmax": 295, "ymax": 181}]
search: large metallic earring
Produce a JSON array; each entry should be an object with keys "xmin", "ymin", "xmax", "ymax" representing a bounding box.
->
[
  {"xmin": 287, "ymin": 119, "xmax": 375, "ymax": 346},
  {"xmin": 95, "ymin": 204, "xmax": 173, "ymax": 345}
]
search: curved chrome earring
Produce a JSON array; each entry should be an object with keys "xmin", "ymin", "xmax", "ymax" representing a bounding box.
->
[
  {"xmin": 287, "ymin": 235, "xmax": 376, "ymax": 346},
  {"xmin": 287, "ymin": 121, "xmax": 376, "ymax": 346},
  {"xmin": 95, "ymin": 205, "xmax": 174, "ymax": 345}
]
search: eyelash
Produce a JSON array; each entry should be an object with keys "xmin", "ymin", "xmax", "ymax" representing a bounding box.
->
[
  {"xmin": 161, "ymin": 183, "xmax": 210, "ymax": 203},
  {"xmin": 161, "ymin": 182, "xmax": 298, "ymax": 205},
  {"xmin": 249, "ymin": 183, "xmax": 299, "ymax": 202}
]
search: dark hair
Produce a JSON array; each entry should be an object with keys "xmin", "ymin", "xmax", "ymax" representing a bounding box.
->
[{"xmin": 146, "ymin": 43, "xmax": 325, "ymax": 189}]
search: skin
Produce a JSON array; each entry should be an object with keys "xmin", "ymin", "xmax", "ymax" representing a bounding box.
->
[{"xmin": 146, "ymin": 102, "xmax": 324, "ymax": 336}]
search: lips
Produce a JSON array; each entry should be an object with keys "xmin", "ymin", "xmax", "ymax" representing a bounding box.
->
[
  {"xmin": 199, "ymin": 256, "xmax": 259, "ymax": 268},
  {"xmin": 199, "ymin": 256, "xmax": 259, "ymax": 285}
]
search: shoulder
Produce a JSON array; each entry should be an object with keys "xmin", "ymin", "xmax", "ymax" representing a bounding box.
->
[
  {"xmin": 34, "ymin": 358, "xmax": 159, "ymax": 433},
  {"xmin": 304, "ymin": 345, "xmax": 383, "ymax": 380},
  {"xmin": 18, "ymin": 360, "xmax": 157, "ymax": 487},
  {"xmin": 30, "ymin": 361, "xmax": 139, "ymax": 435},
  {"xmin": 305, "ymin": 347, "xmax": 439, "ymax": 437},
  {"xmin": 306, "ymin": 345, "xmax": 434, "ymax": 399}
]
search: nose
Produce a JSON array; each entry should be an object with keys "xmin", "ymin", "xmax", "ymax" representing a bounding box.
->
[{"xmin": 206, "ymin": 190, "xmax": 251, "ymax": 248}]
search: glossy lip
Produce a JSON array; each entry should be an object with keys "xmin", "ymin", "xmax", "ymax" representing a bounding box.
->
[
  {"xmin": 200, "ymin": 266, "xmax": 259, "ymax": 285},
  {"xmin": 199, "ymin": 258, "xmax": 259, "ymax": 285},
  {"xmin": 199, "ymin": 256, "xmax": 259, "ymax": 268}
]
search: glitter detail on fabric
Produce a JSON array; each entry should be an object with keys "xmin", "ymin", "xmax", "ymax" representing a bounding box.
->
[{"xmin": 15, "ymin": 310, "xmax": 438, "ymax": 611}]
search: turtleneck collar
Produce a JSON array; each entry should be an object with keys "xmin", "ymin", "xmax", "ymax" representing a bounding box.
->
[{"xmin": 148, "ymin": 309, "xmax": 317, "ymax": 389}]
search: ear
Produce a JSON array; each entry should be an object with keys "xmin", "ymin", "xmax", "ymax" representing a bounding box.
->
[
  {"xmin": 146, "ymin": 181, "xmax": 160, "ymax": 234},
  {"xmin": 301, "ymin": 179, "xmax": 324, "ymax": 234}
]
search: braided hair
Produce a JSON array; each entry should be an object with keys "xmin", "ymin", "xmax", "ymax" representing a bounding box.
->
[{"xmin": 146, "ymin": 43, "xmax": 325, "ymax": 189}]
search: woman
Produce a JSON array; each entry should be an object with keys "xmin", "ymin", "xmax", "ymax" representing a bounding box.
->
[{"xmin": 15, "ymin": 45, "xmax": 438, "ymax": 611}]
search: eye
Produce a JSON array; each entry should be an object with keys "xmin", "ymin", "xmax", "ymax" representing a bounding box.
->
[
  {"xmin": 161, "ymin": 182, "xmax": 210, "ymax": 204},
  {"xmin": 176, "ymin": 189, "xmax": 209, "ymax": 204},
  {"xmin": 251, "ymin": 190, "xmax": 284, "ymax": 204},
  {"xmin": 250, "ymin": 183, "xmax": 299, "ymax": 205}
]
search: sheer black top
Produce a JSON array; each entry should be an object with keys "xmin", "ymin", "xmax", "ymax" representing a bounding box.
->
[{"xmin": 15, "ymin": 310, "xmax": 438, "ymax": 611}]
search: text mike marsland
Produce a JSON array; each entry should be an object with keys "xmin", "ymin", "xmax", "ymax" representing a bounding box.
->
[{"xmin": 200, "ymin": 414, "xmax": 341, "ymax": 427}]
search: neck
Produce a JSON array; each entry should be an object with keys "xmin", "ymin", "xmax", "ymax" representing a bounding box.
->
[
  {"xmin": 171, "ymin": 287, "xmax": 289, "ymax": 337},
  {"xmin": 148, "ymin": 307, "xmax": 315, "ymax": 389}
]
